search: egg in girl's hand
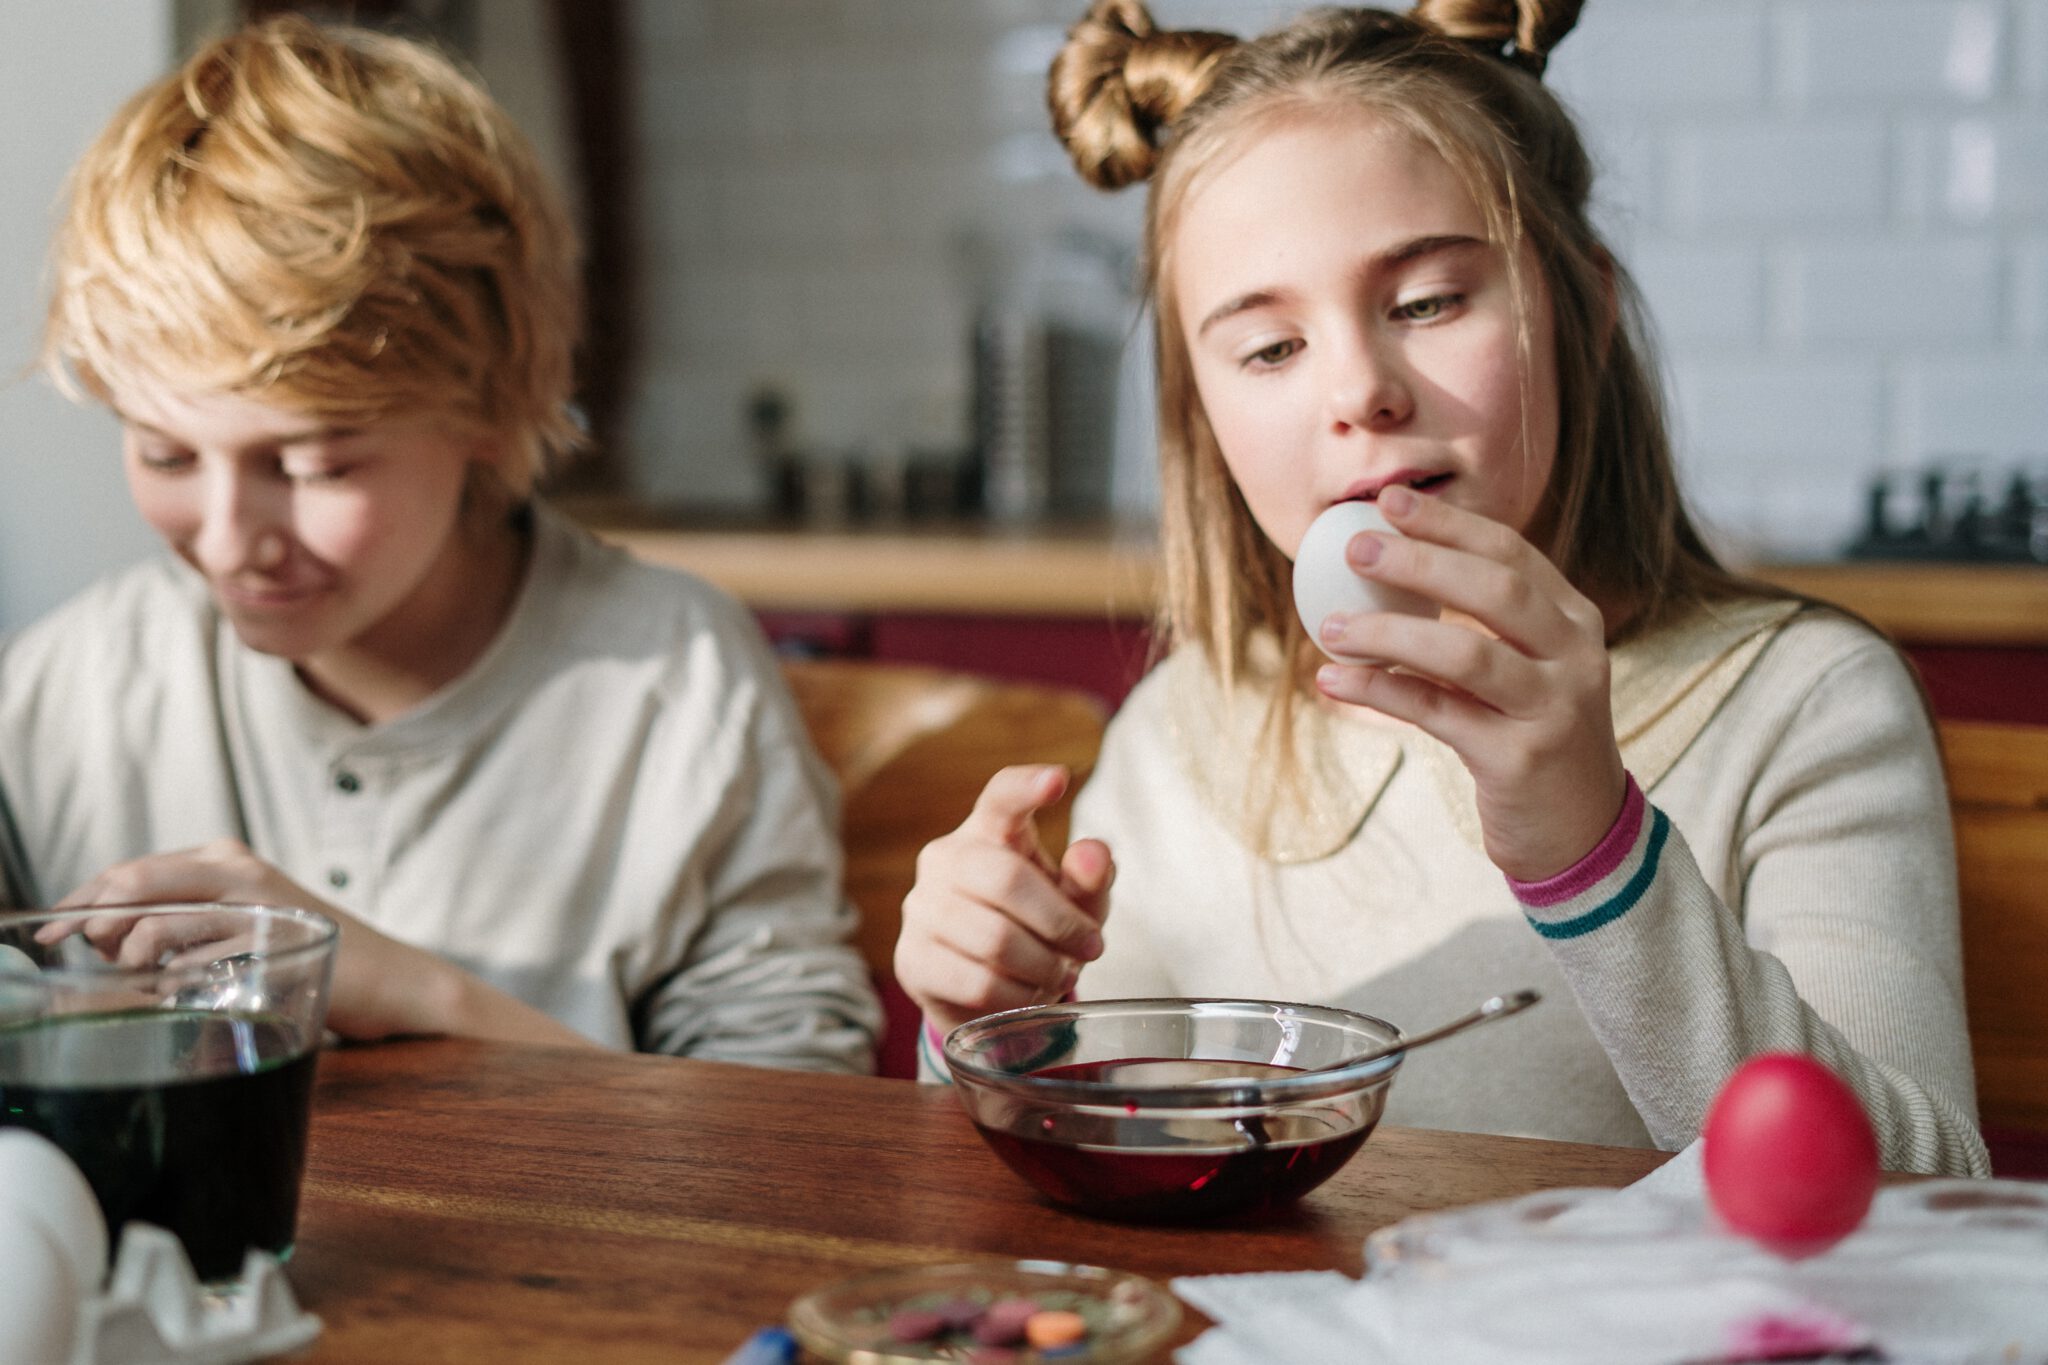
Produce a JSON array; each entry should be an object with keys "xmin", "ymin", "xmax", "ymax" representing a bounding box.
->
[
  {"xmin": 1292, "ymin": 500, "xmax": 1436, "ymax": 662},
  {"xmin": 1702, "ymin": 1052, "xmax": 1880, "ymax": 1260}
]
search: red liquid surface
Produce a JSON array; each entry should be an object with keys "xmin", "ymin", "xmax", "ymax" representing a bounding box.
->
[{"xmin": 975, "ymin": 1058, "xmax": 1374, "ymax": 1221}]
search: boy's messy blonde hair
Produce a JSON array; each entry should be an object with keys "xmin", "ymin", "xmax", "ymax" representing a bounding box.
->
[{"xmin": 41, "ymin": 15, "xmax": 582, "ymax": 492}]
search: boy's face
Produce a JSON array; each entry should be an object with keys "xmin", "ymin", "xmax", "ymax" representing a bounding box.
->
[
  {"xmin": 113, "ymin": 379, "xmax": 489, "ymax": 670},
  {"xmin": 1170, "ymin": 108, "xmax": 1560, "ymax": 562}
]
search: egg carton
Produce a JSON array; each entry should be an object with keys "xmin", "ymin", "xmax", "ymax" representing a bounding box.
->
[{"xmin": 76, "ymin": 1223, "xmax": 321, "ymax": 1365}]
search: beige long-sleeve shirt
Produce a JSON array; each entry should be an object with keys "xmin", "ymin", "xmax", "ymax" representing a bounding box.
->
[
  {"xmin": 1073, "ymin": 601, "xmax": 1988, "ymax": 1176},
  {"xmin": 0, "ymin": 504, "xmax": 881, "ymax": 1072}
]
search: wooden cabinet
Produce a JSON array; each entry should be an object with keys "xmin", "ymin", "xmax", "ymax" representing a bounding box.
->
[{"xmin": 592, "ymin": 520, "xmax": 2048, "ymax": 723}]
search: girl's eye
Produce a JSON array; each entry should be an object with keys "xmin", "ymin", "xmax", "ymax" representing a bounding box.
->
[
  {"xmin": 1394, "ymin": 293, "xmax": 1462, "ymax": 323},
  {"xmin": 1243, "ymin": 338, "xmax": 1302, "ymax": 369}
]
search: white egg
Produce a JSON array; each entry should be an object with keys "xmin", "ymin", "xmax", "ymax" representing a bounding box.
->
[
  {"xmin": 0, "ymin": 1129, "xmax": 109, "ymax": 1293},
  {"xmin": 0, "ymin": 1205, "xmax": 83, "ymax": 1365},
  {"xmin": 1292, "ymin": 500, "xmax": 1436, "ymax": 661}
]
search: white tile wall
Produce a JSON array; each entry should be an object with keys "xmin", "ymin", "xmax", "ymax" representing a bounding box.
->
[
  {"xmin": 1899, "ymin": 356, "xmax": 2048, "ymax": 457},
  {"xmin": 623, "ymin": 0, "xmax": 2048, "ymax": 557},
  {"xmin": 2018, "ymin": 237, "xmax": 2048, "ymax": 343},
  {"xmin": 2023, "ymin": 0, "xmax": 2048, "ymax": 98},
  {"xmin": 1667, "ymin": 124, "xmax": 1892, "ymax": 226},
  {"xmin": 1785, "ymin": 239, "xmax": 2001, "ymax": 346},
  {"xmin": 1780, "ymin": 2, "xmax": 2004, "ymax": 106}
]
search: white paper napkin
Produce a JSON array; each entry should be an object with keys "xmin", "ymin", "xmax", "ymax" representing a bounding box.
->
[{"xmin": 1172, "ymin": 1141, "xmax": 2048, "ymax": 1365}]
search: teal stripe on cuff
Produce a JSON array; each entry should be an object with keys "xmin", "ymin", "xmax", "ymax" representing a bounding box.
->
[
  {"xmin": 1526, "ymin": 807, "xmax": 1670, "ymax": 941},
  {"xmin": 918, "ymin": 1019, "xmax": 954, "ymax": 1084}
]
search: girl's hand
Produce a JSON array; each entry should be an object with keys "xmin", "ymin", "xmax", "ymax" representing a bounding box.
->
[
  {"xmin": 1312, "ymin": 485, "xmax": 1627, "ymax": 882},
  {"xmin": 45, "ymin": 839, "xmax": 506, "ymax": 1042},
  {"xmin": 895, "ymin": 764, "xmax": 1114, "ymax": 1037}
]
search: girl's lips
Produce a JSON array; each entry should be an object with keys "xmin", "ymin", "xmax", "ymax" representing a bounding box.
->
[{"xmin": 1340, "ymin": 471, "xmax": 1454, "ymax": 502}]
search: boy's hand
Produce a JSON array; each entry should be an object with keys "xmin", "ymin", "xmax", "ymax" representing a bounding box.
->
[
  {"xmin": 47, "ymin": 839, "xmax": 471, "ymax": 1042},
  {"xmin": 895, "ymin": 764, "xmax": 1114, "ymax": 1037}
]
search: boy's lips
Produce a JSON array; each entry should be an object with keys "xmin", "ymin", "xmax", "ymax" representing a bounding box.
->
[{"xmin": 215, "ymin": 579, "xmax": 328, "ymax": 610}]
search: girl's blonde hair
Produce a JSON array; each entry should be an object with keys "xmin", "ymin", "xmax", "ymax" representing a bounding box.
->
[
  {"xmin": 40, "ymin": 15, "xmax": 582, "ymax": 493},
  {"xmin": 1050, "ymin": 0, "xmax": 1765, "ymax": 695}
]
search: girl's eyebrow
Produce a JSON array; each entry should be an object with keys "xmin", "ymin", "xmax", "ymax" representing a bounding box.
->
[{"xmin": 1194, "ymin": 233, "xmax": 1488, "ymax": 337}]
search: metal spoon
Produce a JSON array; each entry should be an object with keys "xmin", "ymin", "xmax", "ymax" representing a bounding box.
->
[
  {"xmin": 1341, "ymin": 989, "xmax": 1542, "ymax": 1069},
  {"xmin": 1227, "ymin": 991, "xmax": 1541, "ymax": 1149}
]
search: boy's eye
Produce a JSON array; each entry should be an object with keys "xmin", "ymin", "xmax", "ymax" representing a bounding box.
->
[
  {"xmin": 278, "ymin": 454, "xmax": 356, "ymax": 484},
  {"xmin": 1243, "ymin": 338, "xmax": 1302, "ymax": 368},
  {"xmin": 1395, "ymin": 293, "xmax": 1462, "ymax": 323},
  {"xmin": 134, "ymin": 447, "xmax": 193, "ymax": 473}
]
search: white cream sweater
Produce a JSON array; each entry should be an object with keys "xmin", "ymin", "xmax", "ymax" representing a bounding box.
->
[{"xmin": 1072, "ymin": 602, "xmax": 1988, "ymax": 1177}]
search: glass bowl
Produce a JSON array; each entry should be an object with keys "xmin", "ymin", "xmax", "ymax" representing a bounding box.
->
[
  {"xmin": 942, "ymin": 997, "xmax": 1401, "ymax": 1222},
  {"xmin": 787, "ymin": 1259, "xmax": 1179, "ymax": 1364}
]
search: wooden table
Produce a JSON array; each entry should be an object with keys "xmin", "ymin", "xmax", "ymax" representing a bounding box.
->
[{"xmin": 289, "ymin": 1038, "xmax": 1669, "ymax": 1362}]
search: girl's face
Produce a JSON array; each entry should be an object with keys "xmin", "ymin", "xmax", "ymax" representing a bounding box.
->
[
  {"xmin": 114, "ymin": 378, "xmax": 498, "ymax": 675},
  {"xmin": 1172, "ymin": 107, "xmax": 1560, "ymax": 560}
]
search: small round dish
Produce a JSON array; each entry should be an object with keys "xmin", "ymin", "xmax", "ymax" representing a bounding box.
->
[{"xmin": 787, "ymin": 1259, "xmax": 1180, "ymax": 1363}]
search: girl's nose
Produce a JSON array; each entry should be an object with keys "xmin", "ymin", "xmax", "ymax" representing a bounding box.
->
[{"xmin": 1325, "ymin": 334, "xmax": 1414, "ymax": 435}]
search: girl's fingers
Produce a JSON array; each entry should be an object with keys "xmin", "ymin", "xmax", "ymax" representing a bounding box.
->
[
  {"xmin": 1319, "ymin": 608, "xmax": 1544, "ymax": 719},
  {"xmin": 1056, "ymin": 838, "xmax": 1114, "ymax": 923},
  {"xmin": 924, "ymin": 898, "xmax": 1075, "ymax": 991},
  {"xmin": 1315, "ymin": 660, "xmax": 1493, "ymax": 751},
  {"xmin": 941, "ymin": 840, "xmax": 1106, "ymax": 963},
  {"xmin": 921, "ymin": 843, "xmax": 1105, "ymax": 961},
  {"xmin": 918, "ymin": 941, "xmax": 1058, "ymax": 1020},
  {"xmin": 1369, "ymin": 492, "xmax": 1588, "ymax": 653},
  {"xmin": 959, "ymin": 765, "xmax": 1069, "ymax": 865}
]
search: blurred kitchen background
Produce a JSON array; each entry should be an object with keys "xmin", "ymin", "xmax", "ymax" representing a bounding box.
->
[{"xmin": 1, "ymin": 0, "xmax": 2044, "ymax": 652}]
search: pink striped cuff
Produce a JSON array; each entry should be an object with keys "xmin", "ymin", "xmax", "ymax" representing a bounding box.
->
[{"xmin": 1509, "ymin": 773, "xmax": 1646, "ymax": 908}]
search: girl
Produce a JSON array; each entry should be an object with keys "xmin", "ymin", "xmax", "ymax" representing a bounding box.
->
[
  {"xmin": 896, "ymin": 0, "xmax": 1987, "ymax": 1174},
  {"xmin": 3, "ymin": 18, "xmax": 880, "ymax": 1071}
]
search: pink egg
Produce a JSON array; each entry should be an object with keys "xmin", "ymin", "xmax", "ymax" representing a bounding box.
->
[{"xmin": 1702, "ymin": 1053, "xmax": 1879, "ymax": 1260}]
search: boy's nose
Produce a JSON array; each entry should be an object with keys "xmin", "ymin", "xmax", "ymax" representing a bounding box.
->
[{"xmin": 193, "ymin": 474, "xmax": 288, "ymax": 575}]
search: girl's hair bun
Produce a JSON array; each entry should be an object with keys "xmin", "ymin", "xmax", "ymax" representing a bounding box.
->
[
  {"xmin": 1048, "ymin": 0, "xmax": 1238, "ymax": 189},
  {"xmin": 1412, "ymin": 0, "xmax": 1585, "ymax": 75}
]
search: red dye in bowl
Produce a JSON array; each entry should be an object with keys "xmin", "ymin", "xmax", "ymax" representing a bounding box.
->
[{"xmin": 972, "ymin": 1058, "xmax": 1375, "ymax": 1221}]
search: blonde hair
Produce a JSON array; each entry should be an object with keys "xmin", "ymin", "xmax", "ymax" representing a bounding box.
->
[
  {"xmin": 1050, "ymin": 0, "xmax": 1767, "ymax": 699},
  {"xmin": 40, "ymin": 15, "xmax": 583, "ymax": 492}
]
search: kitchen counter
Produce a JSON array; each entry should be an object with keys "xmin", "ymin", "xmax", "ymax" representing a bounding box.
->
[
  {"xmin": 587, "ymin": 514, "xmax": 2048, "ymax": 646},
  {"xmin": 594, "ymin": 520, "xmax": 1163, "ymax": 618}
]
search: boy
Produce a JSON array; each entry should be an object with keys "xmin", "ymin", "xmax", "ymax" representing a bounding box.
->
[{"xmin": 5, "ymin": 17, "xmax": 880, "ymax": 1070}]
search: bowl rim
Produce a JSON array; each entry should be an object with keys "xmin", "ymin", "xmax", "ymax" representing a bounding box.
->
[
  {"xmin": 942, "ymin": 996, "xmax": 1406, "ymax": 1108},
  {"xmin": 0, "ymin": 902, "xmax": 340, "ymax": 984}
]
